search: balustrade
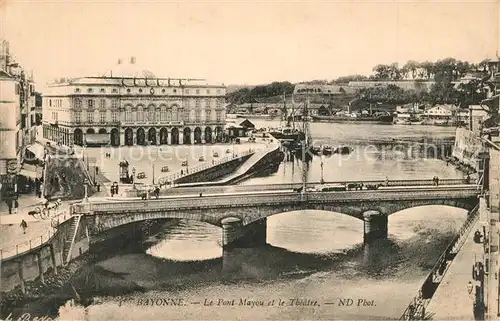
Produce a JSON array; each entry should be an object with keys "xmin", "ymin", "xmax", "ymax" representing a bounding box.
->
[{"xmin": 87, "ymin": 187, "xmax": 478, "ymax": 214}]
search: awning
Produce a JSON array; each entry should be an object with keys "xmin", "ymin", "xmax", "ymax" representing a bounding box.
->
[
  {"xmin": 85, "ymin": 134, "xmax": 110, "ymax": 145},
  {"xmin": 19, "ymin": 163, "xmax": 41, "ymax": 179},
  {"xmin": 27, "ymin": 144, "xmax": 45, "ymax": 160}
]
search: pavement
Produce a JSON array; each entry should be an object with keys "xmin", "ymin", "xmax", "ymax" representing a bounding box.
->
[
  {"xmin": 426, "ymin": 218, "xmax": 484, "ymax": 320},
  {"xmin": 0, "ymin": 192, "xmax": 68, "ymax": 260}
]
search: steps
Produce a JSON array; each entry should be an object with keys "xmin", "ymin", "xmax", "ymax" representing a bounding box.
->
[{"xmin": 63, "ymin": 215, "xmax": 81, "ymax": 265}]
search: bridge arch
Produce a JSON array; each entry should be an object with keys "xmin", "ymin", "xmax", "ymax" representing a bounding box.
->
[{"xmin": 85, "ymin": 195, "xmax": 479, "ymax": 234}]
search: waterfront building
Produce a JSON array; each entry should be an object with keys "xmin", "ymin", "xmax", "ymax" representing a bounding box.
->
[
  {"xmin": 424, "ymin": 105, "xmax": 454, "ymax": 119},
  {"xmin": 42, "ymin": 58, "xmax": 226, "ymax": 146},
  {"xmin": 0, "ymin": 39, "xmax": 38, "ymax": 199}
]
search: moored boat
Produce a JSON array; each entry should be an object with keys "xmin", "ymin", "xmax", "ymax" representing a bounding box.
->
[{"xmin": 312, "ymin": 114, "xmax": 393, "ymax": 124}]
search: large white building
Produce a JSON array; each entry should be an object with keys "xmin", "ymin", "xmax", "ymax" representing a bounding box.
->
[
  {"xmin": 0, "ymin": 39, "xmax": 37, "ymax": 199},
  {"xmin": 42, "ymin": 58, "xmax": 227, "ymax": 147}
]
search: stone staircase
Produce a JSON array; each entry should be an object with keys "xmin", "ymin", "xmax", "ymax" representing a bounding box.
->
[{"xmin": 63, "ymin": 215, "xmax": 81, "ymax": 266}]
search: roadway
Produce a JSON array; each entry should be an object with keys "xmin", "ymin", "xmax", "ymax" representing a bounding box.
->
[
  {"xmin": 117, "ymin": 178, "xmax": 471, "ymax": 198},
  {"xmin": 82, "ymin": 183, "xmax": 480, "ymax": 211}
]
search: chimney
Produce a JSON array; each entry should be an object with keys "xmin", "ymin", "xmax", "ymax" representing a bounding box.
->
[{"xmin": 130, "ymin": 57, "xmax": 136, "ymax": 64}]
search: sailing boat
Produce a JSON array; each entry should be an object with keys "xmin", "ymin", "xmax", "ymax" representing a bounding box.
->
[{"xmin": 268, "ymin": 92, "xmax": 305, "ymax": 142}]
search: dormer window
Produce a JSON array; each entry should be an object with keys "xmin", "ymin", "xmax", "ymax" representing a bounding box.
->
[
  {"xmin": 162, "ymin": 89, "xmax": 166, "ymax": 93},
  {"xmin": 75, "ymin": 88, "xmax": 81, "ymax": 93},
  {"xmin": 127, "ymin": 88, "xmax": 131, "ymax": 93},
  {"xmin": 100, "ymin": 88, "xmax": 105, "ymax": 93},
  {"xmin": 87, "ymin": 88, "xmax": 93, "ymax": 93},
  {"xmin": 139, "ymin": 89, "xmax": 143, "ymax": 93},
  {"xmin": 112, "ymin": 88, "xmax": 118, "ymax": 93},
  {"xmin": 173, "ymin": 89, "xmax": 177, "ymax": 93}
]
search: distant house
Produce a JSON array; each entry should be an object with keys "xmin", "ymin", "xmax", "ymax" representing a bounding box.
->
[
  {"xmin": 226, "ymin": 125, "xmax": 247, "ymax": 138},
  {"xmin": 424, "ymin": 105, "xmax": 455, "ymax": 118},
  {"xmin": 239, "ymin": 119, "xmax": 255, "ymax": 130}
]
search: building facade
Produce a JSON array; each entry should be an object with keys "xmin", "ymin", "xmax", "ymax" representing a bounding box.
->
[
  {"xmin": 42, "ymin": 59, "xmax": 226, "ymax": 146},
  {"xmin": 0, "ymin": 39, "xmax": 37, "ymax": 199}
]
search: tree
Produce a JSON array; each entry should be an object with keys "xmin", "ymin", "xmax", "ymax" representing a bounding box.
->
[
  {"xmin": 402, "ymin": 60, "xmax": 419, "ymax": 79},
  {"xmin": 372, "ymin": 64, "xmax": 392, "ymax": 80}
]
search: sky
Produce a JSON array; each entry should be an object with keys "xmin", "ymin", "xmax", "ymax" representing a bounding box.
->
[{"xmin": 0, "ymin": 0, "xmax": 498, "ymax": 89}]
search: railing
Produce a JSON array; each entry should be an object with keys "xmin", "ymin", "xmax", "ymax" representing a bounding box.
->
[
  {"xmin": 399, "ymin": 203, "xmax": 480, "ymax": 320},
  {"xmin": 155, "ymin": 149, "xmax": 255, "ymax": 186},
  {"xmin": 0, "ymin": 210, "xmax": 74, "ymax": 261},
  {"xmin": 80, "ymin": 187, "xmax": 479, "ymax": 213}
]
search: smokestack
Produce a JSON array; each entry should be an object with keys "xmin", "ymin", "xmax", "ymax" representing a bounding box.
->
[{"xmin": 130, "ymin": 57, "xmax": 136, "ymax": 64}]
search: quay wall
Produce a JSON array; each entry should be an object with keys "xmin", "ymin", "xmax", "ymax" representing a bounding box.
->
[
  {"xmin": 0, "ymin": 217, "xmax": 90, "ymax": 293},
  {"xmin": 452, "ymin": 128, "xmax": 486, "ymax": 169},
  {"xmin": 174, "ymin": 154, "xmax": 253, "ymax": 184}
]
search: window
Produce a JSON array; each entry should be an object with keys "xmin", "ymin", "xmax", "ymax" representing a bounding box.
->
[
  {"xmin": 162, "ymin": 89, "xmax": 166, "ymax": 93},
  {"xmin": 195, "ymin": 110, "xmax": 201, "ymax": 123},
  {"xmin": 196, "ymin": 89, "xmax": 200, "ymax": 94},
  {"xmin": 125, "ymin": 109, "xmax": 132, "ymax": 121},
  {"xmin": 216, "ymin": 110, "xmax": 222, "ymax": 122},
  {"xmin": 15, "ymin": 84, "xmax": 20, "ymax": 95},
  {"xmin": 139, "ymin": 89, "xmax": 143, "ymax": 93},
  {"xmin": 100, "ymin": 88, "xmax": 105, "ymax": 93},
  {"xmin": 127, "ymin": 88, "xmax": 131, "ymax": 93},
  {"xmin": 87, "ymin": 111, "xmax": 94, "ymax": 123},
  {"xmin": 195, "ymin": 99, "xmax": 201, "ymax": 109},
  {"xmin": 207, "ymin": 89, "xmax": 210, "ymax": 94},
  {"xmin": 217, "ymin": 89, "xmax": 221, "ymax": 94},
  {"xmin": 87, "ymin": 88, "xmax": 93, "ymax": 93},
  {"xmin": 112, "ymin": 111, "xmax": 118, "ymax": 122},
  {"xmin": 137, "ymin": 106, "xmax": 144, "ymax": 122},
  {"xmin": 88, "ymin": 99, "xmax": 94, "ymax": 108},
  {"xmin": 49, "ymin": 99, "xmax": 52, "ymax": 107},
  {"xmin": 99, "ymin": 99, "xmax": 106, "ymax": 109},
  {"xmin": 205, "ymin": 99, "xmax": 211, "ymax": 108},
  {"xmin": 75, "ymin": 98, "xmax": 82, "ymax": 109},
  {"xmin": 75, "ymin": 111, "xmax": 81, "ymax": 123},
  {"xmin": 100, "ymin": 111, "xmax": 106, "ymax": 123},
  {"xmin": 173, "ymin": 89, "xmax": 177, "ymax": 93},
  {"xmin": 206, "ymin": 109, "xmax": 212, "ymax": 121},
  {"xmin": 111, "ymin": 100, "xmax": 118, "ymax": 109},
  {"xmin": 216, "ymin": 99, "xmax": 223, "ymax": 108},
  {"xmin": 75, "ymin": 88, "xmax": 81, "ymax": 93},
  {"xmin": 185, "ymin": 89, "xmax": 190, "ymax": 94},
  {"xmin": 166, "ymin": 108, "xmax": 172, "ymax": 121},
  {"xmin": 112, "ymin": 88, "xmax": 118, "ymax": 93}
]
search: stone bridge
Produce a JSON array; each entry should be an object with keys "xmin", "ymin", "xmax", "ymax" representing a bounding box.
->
[{"xmin": 72, "ymin": 184, "xmax": 481, "ymax": 246}]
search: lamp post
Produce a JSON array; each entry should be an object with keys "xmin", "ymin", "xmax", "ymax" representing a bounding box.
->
[
  {"xmin": 83, "ymin": 178, "xmax": 88, "ymax": 200},
  {"xmin": 132, "ymin": 167, "xmax": 136, "ymax": 188},
  {"xmin": 232, "ymin": 140, "xmax": 235, "ymax": 158},
  {"xmin": 152, "ymin": 163, "xmax": 155, "ymax": 185},
  {"xmin": 320, "ymin": 156, "xmax": 325, "ymax": 184}
]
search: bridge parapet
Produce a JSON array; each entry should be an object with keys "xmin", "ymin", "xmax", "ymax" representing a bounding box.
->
[{"xmin": 78, "ymin": 186, "xmax": 480, "ymax": 216}]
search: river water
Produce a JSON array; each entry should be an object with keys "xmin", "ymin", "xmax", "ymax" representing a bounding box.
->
[{"xmin": 56, "ymin": 122, "xmax": 467, "ymax": 320}]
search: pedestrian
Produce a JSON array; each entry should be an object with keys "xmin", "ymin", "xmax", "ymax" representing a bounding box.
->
[
  {"xmin": 385, "ymin": 176, "xmax": 389, "ymax": 186},
  {"xmin": 13, "ymin": 199, "xmax": 18, "ymax": 214},
  {"xmin": 115, "ymin": 184, "xmax": 119, "ymax": 196},
  {"xmin": 7, "ymin": 199, "xmax": 12, "ymax": 214},
  {"xmin": 199, "ymin": 192, "xmax": 203, "ymax": 197},
  {"xmin": 436, "ymin": 176, "xmax": 439, "ymax": 186},
  {"xmin": 20, "ymin": 219, "xmax": 28, "ymax": 234}
]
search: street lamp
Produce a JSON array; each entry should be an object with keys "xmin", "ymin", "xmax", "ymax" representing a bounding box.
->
[
  {"xmin": 152, "ymin": 163, "xmax": 155, "ymax": 185},
  {"xmin": 131, "ymin": 167, "xmax": 136, "ymax": 188},
  {"xmin": 320, "ymin": 156, "xmax": 325, "ymax": 184},
  {"xmin": 83, "ymin": 178, "xmax": 89, "ymax": 200}
]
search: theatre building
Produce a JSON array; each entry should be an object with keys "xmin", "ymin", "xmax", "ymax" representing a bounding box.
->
[{"xmin": 42, "ymin": 58, "xmax": 226, "ymax": 147}]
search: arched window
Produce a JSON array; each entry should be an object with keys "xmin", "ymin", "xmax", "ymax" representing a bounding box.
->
[
  {"xmin": 137, "ymin": 105, "xmax": 144, "ymax": 122},
  {"xmin": 74, "ymin": 98, "xmax": 82, "ymax": 109},
  {"xmin": 125, "ymin": 105, "xmax": 132, "ymax": 121},
  {"xmin": 159, "ymin": 105, "xmax": 167, "ymax": 122},
  {"xmin": 148, "ymin": 104, "xmax": 155, "ymax": 121}
]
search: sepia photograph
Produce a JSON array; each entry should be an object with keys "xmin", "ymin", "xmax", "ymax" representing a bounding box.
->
[{"xmin": 0, "ymin": 0, "xmax": 499, "ymax": 320}]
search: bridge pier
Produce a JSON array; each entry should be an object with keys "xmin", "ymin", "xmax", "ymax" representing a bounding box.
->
[
  {"xmin": 221, "ymin": 217, "xmax": 267, "ymax": 249},
  {"xmin": 363, "ymin": 210, "xmax": 388, "ymax": 244}
]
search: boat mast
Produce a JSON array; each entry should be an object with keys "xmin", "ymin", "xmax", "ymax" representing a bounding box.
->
[
  {"xmin": 301, "ymin": 95, "xmax": 311, "ymax": 194},
  {"xmin": 291, "ymin": 93, "xmax": 295, "ymax": 131}
]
